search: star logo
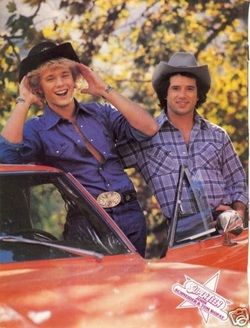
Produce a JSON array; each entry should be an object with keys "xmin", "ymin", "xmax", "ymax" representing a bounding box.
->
[{"xmin": 172, "ymin": 271, "xmax": 232, "ymax": 323}]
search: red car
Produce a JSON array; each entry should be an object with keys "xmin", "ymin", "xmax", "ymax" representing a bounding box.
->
[{"xmin": 0, "ymin": 164, "xmax": 248, "ymax": 327}]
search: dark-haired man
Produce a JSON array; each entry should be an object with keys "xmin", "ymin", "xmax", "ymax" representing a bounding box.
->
[{"xmin": 118, "ymin": 52, "xmax": 247, "ymax": 249}]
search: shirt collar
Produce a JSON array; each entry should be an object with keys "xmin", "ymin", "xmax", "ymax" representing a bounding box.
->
[
  {"xmin": 194, "ymin": 113, "xmax": 210, "ymax": 129},
  {"xmin": 43, "ymin": 99, "xmax": 93, "ymax": 129},
  {"xmin": 156, "ymin": 111, "xmax": 170, "ymax": 128},
  {"xmin": 156, "ymin": 110, "xmax": 209, "ymax": 130}
]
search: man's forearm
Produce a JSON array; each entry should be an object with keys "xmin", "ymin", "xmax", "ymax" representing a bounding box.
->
[
  {"xmin": 232, "ymin": 201, "xmax": 247, "ymax": 219},
  {"xmin": 101, "ymin": 87, "xmax": 158, "ymax": 136},
  {"xmin": 1, "ymin": 100, "xmax": 30, "ymax": 143},
  {"xmin": 77, "ymin": 63, "xmax": 158, "ymax": 136}
]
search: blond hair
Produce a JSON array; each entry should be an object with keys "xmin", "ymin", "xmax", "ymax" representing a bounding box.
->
[{"xmin": 27, "ymin": 58, "xmax": 81, "ymax": 99}]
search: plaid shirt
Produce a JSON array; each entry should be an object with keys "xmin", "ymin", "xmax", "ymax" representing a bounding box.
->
[{"xmin": 117, "ymin": 111, "xmax": 248, "ymax": 219}]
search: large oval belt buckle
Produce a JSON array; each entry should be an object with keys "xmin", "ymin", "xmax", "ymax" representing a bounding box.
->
[{"xmin": 96, "ymin": 191, "xmax": 122, "ymax": 208}]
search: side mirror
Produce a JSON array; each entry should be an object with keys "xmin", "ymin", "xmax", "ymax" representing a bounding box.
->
[{"xmin": 216, "ymin": 210, "xmax": 244, "ymax": 246}]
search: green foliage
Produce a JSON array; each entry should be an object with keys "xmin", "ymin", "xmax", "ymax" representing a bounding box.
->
[
  {"xmin": 30, "ymin": 184, "xmax": 67, "ymax": 239},
  {"xmin": 0, "ymin": 0, "xmax": 248, "ymax": 257}
]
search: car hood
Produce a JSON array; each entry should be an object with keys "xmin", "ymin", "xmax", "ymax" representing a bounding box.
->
[
  {"xmin": 166, "ymin": 229, "xmax": 248, "ymax": 272},
  {"xmin": 0, "ymin": 249, "xmax": 248, "ymax": 328}
]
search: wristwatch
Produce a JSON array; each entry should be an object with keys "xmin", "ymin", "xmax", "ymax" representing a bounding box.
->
[
  {"xmin": 16, "ymin": 96, "xmax": 26, "ymax": 104},
  {"xmin": 104, "ymin": 85, "xmax": 113, "ymax": 94}
]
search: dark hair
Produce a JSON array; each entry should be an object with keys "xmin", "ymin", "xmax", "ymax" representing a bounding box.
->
[{"xmin": 156, "ymin": 72, "xmax": 208, "ymax": 110}]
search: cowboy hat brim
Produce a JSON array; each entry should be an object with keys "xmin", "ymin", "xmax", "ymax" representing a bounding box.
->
[
  {"xmin": 19, "ymin": 42, "xmax": 80, "ymax": 82},
  {"xmin": 152, "ymin": 61, "xmax": 211, "ymax": 95}
]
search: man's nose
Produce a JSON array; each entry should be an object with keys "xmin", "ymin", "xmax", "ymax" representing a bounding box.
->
[
  {"xmin": 178, "ymin": 88, "xmax": 187, "ymax": 97},
  {"xmin": 55, "ymin": 77, "xmax": 64, "ymax": 85}
]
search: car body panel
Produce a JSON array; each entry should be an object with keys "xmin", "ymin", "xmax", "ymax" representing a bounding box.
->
[
  {"xmin": 0, "ymin": 164, "xmax": 61, "ymax": 173},
  {"xmin": 0, "ymin": 253, "xmax": 248, "ymax": 328},
  {"xmin": 166, "ymin": 229, "xmax": 248, "ymax": 272},
  {"xmin": 0, "ymin": 164, "xmax": 248, "ymax": 327}
]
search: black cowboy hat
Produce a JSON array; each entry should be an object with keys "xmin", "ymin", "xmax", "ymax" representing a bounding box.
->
[
  {"xmin": 19, "ymin": 41, "xmax": 80, "ymax": 82},
  {"xmin": 152, "ymin": 52, "xmax": 211, "ymax": 96}
]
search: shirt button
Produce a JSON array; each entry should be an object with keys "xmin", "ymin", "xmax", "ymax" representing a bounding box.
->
[
  {"xmin": 107, "ymin": 183, "xmax": 110, "ymax": 187},
  {"xmin": 80, "ymin": 125, "xmax": 83, "ymax": 128},
  {"xmin": 90, "ymin": 139, "xmax": 93, "ymax": 142},
  {"xmin": 56, "ymin": 150, "xmax": 59, "ymax": 154},
  {"xmin": 103, "ymin": 151, "xmax": 106, "ymax": 155},
  {"xmin": 77, "ymin": 139, "xmax": 81, "ymax": 143}
]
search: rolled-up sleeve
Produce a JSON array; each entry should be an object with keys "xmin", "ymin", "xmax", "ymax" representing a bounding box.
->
[
  {"xmin": 0, "ymin": 135, "xmax": 25, "ymax": 163},
  {"xmin": 221, "ymin": 132, "xmax": 248, "ymax": 205},
  {"xmin": 0, "ymin": 117, "xmax": 42, "ymax": 164},
  {"xmin": 101, "ymin": 103, "xmax": 152, "ymax": 142}
]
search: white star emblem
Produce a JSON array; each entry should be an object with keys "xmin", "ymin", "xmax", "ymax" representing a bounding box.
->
[{"xmin": 172, "ymin": 271, "xmax": 232, "ymax": 323}]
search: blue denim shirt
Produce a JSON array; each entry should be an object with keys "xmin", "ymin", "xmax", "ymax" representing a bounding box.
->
[{"xmin": 0, "ymin": 101, "xmax": 148, "ymax": 197}]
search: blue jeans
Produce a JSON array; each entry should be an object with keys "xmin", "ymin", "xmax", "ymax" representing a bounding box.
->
[
  {"xmin": 176, "ymin": 212, "xmax": 215, "ymax": 242},
  {"xmin": 64, "ymin": 200, "xmax": 147, "ymax": 257},
  {"xmin": 105, "ymin": 200, "xmax": 147, "ymax": 257}
]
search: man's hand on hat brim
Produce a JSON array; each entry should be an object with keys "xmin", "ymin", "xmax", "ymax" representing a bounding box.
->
[
  {"xmin": 19, "ymin": 76, "xmax": 43, "ymax": 108},
  {"xmin": 76, "ymin": 63, "xmax": 107, "ymax": 98}
]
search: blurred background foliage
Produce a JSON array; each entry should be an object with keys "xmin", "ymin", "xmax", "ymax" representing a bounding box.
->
[{"xmin": 0, "ymin": 0, "xmax": 248, "ymax": 257}]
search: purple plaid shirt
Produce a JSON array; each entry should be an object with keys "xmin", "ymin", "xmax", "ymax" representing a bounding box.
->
[{"xmin": 117, "ymin": 111, "xmax": 248, "ymax": 219}]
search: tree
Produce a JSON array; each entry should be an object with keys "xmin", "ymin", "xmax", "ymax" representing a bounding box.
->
[{"xmin": 0, "ymin": 0, "xmax": 248, "ymax": 257}]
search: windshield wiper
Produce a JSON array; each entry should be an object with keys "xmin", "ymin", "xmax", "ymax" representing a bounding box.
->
[{"xmin": 0, "ymin": 235, "xmax": 103, "ymax": 260}]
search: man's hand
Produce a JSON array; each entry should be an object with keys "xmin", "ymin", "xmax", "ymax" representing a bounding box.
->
[
  {"xmin": 215, "ymin": 204, "xmax": 232, "ymax": 212},
  {"xmin": 1, "ymin": 76, "xmax": 44, "ymax": 143},
  {"xmin": 76, "ymin": 63, "xmax": 108, "ymax": 97},
  {"xmin": 75, "ymin": 63, "xmax": 158, "ymax": 137},
  {"xmin": 19, "ymin": 76, "xmax": 43, "ymax": 108},
  {"xmin": 215, "ymin": 202, "xmax": 245, "ymax": 221}
]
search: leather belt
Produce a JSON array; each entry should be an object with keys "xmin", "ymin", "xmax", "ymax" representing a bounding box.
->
[{"xmin": 96, "ymin": 190, "xmax": 137, "ymax": 208}]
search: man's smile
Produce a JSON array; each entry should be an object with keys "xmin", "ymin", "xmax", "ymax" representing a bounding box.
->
[{"xmin": 55, "ymin": 89, "xmax": 68, "ymax": 96}]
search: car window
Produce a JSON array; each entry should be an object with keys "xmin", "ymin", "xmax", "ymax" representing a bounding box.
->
[
  {"xmin": 0, "ymin": 172, "xmax": 130, "ymax": 263},
  {"xmin": 168, "ymin": 165, "xmax": 216, "ymax": 247},
  {"xmin": 30, "ymin": 182, "xmax": 67, "ymax": 239}
]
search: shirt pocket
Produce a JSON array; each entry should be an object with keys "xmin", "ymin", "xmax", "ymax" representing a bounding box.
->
[
  {"xmin": 43, "ymin": 140, "xmax": 70, "ymax": 159},
  {"xmin": 194, "ymin": 143, "xmax": 222, "ymax": 170},
  {"xmin": 84, "ymin": 117, "xmax": 113, "ymax": 155},
  {"xmin": 138, "ymin": 146, "xmax": 177, "ymax": 178}
]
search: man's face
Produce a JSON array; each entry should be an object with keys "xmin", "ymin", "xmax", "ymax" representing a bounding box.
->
[
  {"xmin": 39, "ymin": 65, "xmax": 75, "ymax": 110},
  {"xmin": 166, "ymin": 74, "xmax": 198, "ymax": 118}
]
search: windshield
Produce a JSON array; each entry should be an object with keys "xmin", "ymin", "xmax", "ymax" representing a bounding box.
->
[
  {"xmin": 168, "ymin": 165, "xmax": 216, "ymax": 247},
  {"xmin": 0, "ymin": 171, "xmax": 130, "ymax": 263}
]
